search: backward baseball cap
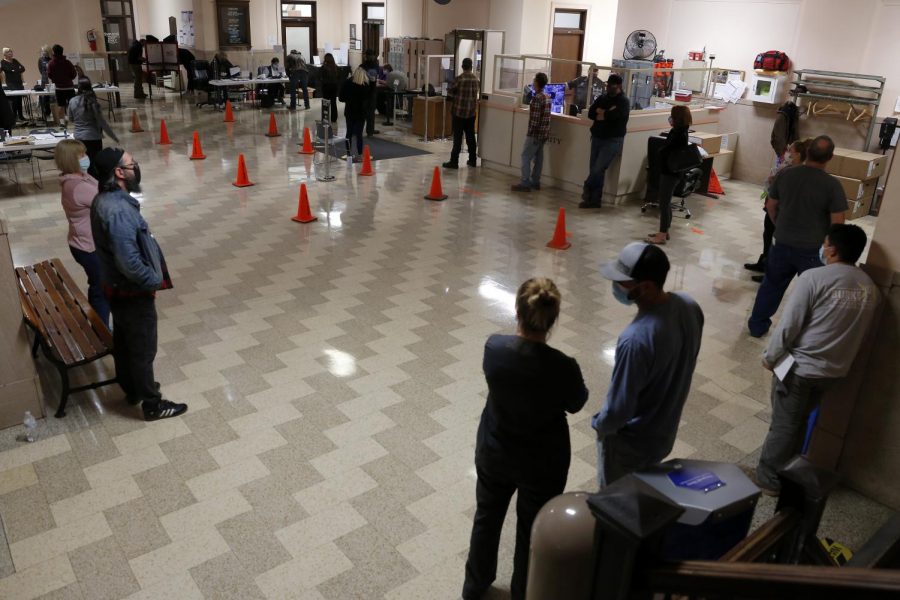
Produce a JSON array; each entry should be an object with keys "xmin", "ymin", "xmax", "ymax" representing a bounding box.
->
[{"xmin": 599, "ymin": 241, "xmax": 670, "ymax": 284}]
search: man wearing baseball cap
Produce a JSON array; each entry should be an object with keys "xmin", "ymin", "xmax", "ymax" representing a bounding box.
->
[
  {"xmin": 91, "ymin": 147, "xmax": 187, "ymax": 421},
  {"xmin": 592, "ymin": 242, "xmax": 704, "ymax": 486}
]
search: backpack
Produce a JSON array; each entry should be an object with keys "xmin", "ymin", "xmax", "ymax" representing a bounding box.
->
[{"xmin": 754, "ymin": 51, "xmax": 790, "ymax": 72}]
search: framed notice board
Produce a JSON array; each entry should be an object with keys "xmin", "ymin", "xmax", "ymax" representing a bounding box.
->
[{"xmin": 217, "ymin": 0, "xmax": 251, "ymax": 50}]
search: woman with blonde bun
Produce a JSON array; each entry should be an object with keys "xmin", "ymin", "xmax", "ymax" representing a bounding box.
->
[{"xmin": 463, "ymin": 277, "xmax": 588, "ymax": 600}]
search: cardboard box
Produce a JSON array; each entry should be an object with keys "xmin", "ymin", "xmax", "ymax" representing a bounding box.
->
[
  {"xmin": 412, "ymin": 96, "xmax": 453, "ymax": 137},
  {"xmin": 719, "ymin": 131, "xmax": 739, "ymax": 152},
  {"xmin": 689, "ymin": 132, "xmax": 722, "ymax": 155},
  {"xmin": 845, "ymin": 192, "xmax": 874, "ymax": 221},
  {"xmin": 710, "ymin": 149, "xmax": 734, "ymax": 179},
  {"xmin": 834, "ymin": 175, "xmax": 877, "ymax": 201},
  {"xmin": 826, "ymin": 147, "xmax": 855, "ymax": 176},
  {"xmin": 840, "ymin": 151, "xmax": 887, "ymax": 180}
]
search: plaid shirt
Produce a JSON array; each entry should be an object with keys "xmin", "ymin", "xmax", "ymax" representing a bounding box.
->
[
  {"xmin": 448, "ymin": 71, "xmax": 480, "ymax": 118},
  {"xmin": 527, "ymin": 91, "xmax": 552, "ymax": 140}
]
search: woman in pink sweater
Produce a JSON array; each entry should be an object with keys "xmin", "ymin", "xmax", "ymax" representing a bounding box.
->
[{"xmin": 55, "ymin": 139, "xmax": 109, "ymax": 327}]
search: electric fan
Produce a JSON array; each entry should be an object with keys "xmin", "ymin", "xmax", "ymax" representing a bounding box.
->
[{"xmin": 623, "ymin": 30, "xmax": 658, "ymax": 60}]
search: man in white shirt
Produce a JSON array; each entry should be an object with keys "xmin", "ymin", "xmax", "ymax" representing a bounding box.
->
[{"xmin": 755, "ymin": 224, "xmax": 879, "ymax": 495}]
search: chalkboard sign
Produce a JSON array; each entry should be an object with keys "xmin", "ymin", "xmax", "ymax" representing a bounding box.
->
[{"xmin": 217, "ymin": 0, "xmax": 251, "ymax": 49}]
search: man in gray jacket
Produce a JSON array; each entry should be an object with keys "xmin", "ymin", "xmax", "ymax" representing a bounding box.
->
[
  {"xmin": 756, "ymin": 224, "xmax": 879, "ymax": 495},
  {"xmin": 91, "ymin": 147, "xmax": 187, "ymax": 421}
]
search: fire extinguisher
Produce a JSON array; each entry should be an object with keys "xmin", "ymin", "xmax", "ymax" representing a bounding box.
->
[{"xmin": 87, "ymin": 29, "xmax": 97, "ymax": 52}]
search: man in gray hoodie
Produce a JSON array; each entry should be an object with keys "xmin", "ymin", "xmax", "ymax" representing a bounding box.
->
[{"xmin": 91, "ymin": 147, "xmax": 187, "ymax": 421}]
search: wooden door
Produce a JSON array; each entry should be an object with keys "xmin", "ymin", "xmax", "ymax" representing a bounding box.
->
[{"xmin": 551, "ymin": 9, "xmax": 585, "ymax": 83}]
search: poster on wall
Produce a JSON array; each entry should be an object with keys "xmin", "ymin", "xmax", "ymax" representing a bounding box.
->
[
  {"xmin": 216, "ymin": 0, "xmax": 251, "ymax": 49},
  {"xmin": 178, "ymin": 10, "xmax": 195, "ymax": 48}
]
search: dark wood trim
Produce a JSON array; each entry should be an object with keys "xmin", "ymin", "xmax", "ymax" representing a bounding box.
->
[
  {"xmin": 216, "ymin": 0, "xmax": 252, "ymax": 50},
  {"xmin": 281, "ymin": 1, "xmax": 317, "ymax": 61}
]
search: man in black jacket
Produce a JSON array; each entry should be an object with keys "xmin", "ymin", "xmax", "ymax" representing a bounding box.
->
[
  {"xmin": 580, "ymin": 74, "xmax": 630, "ymax": 208},
  {"xmin": 127, "ymin": 40, "xmax": 146, "ymax": 99}
]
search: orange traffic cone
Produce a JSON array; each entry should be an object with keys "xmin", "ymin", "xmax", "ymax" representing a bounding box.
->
[
  {"xmin": 707, "ymin": 168, "xmax": 725, "ymax": 194},
  {"xmin": 546, "ymin": 208, "xmax": 571, "ymax": 250},
  {"xmin": 291, "ymin": 183, "xmax": 317, "ymax": 223},
  {"xmin": 424, "ymin": 166, "xmax": 448, "ymax": 201},
  {"xmin": 265, "ymin": 112, "xmax": 281, "ymax": 137},
  {"xmin": 299, "ymin": 127, "xmax": 315, "ymax": 154},
  {"xmin": 232, "ymin": 153, "xmax": 254, "ymax": 187},
  {"xmin": 130, "ymin": 110, "xmax": 144, "ymax": 133},
  {"xmin": 359, "ymin": 145, "xmax": 374, "ymax": 176},
  {"xmin": 189, "ymin": 131, "xmax": 205, "ymax": 160},
  {"xmin": 223, "ymin": 100, "xmax": 235, "ymax": 123},
  {"xmin": 158, "ymin": 119, "xmax": 171, "ymax": 145}
]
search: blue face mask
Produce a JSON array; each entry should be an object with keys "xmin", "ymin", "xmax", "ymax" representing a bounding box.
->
[
  {"xmin": 78, "ymin": 155, "xmax": 90, "ymax": 173},
  {"xmin": 612, "ymin": 282, "xmax": 635, "ymax": 306},
  {"xmin": 819, "ymin": 246, "xmax": 827, "ymax": 265}
]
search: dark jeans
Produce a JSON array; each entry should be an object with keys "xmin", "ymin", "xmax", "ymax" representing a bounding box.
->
[
  {"xmin": 69, "ymin": 246, "xmax": 109, "ymax": 328},
  {"xmin": 289, "ymin": 71, "xmax": 309, "ymax": 109},
  {"xmin": 10, "ymin": 94, "xmax": 24, "ymax": 119},
  {"xmin": 110, "ymin": 295, "xmax": 162, "ymax": 407},
  {"xmin": 81, "ymin": 139, "xmax": 102, "ymax": 180},
  {"xmin": 520, "ymin": 136, "xmax": 545, "ymax": 188},
  {"xmin": 130, "ymin": 63, "xmax": 146, "ymax": 98},
  {"xmin": 583, "ymin": 136, "xmax": 624, "ymax": 203},
  {"xmin": 344, "ymin": 117, "xmax": 364, "ymax": 156},
  {"xmin": 748, "ymin": 242, "xmax": 822, "ymax": 336},
  {"xmin": 450, "ymin": 115, "xmax": 476, "ymax": 165},
  {"xmin": 462, "ymin": 460, "xmax": 565, "ymax": 600},
  {"xmin": 657, "ymin": 173, "xmax": 679, "ymax": 233},
  {"xmin": 757, "ymin": 373, "xmax": 835, "ymax": 489},
  {"xmin": 596, "ymin": 435, "xmax": 656, "ymax": 488}
]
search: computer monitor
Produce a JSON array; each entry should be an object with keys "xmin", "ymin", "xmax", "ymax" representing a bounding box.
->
[{"xmin": 522, "ymin": 83, "xmax": 568, "ymax": 114}]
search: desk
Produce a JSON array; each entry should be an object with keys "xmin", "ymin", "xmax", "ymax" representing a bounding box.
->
[
  {"xmin": 5, "ymin": 89, "xmax": 53, "ymax": 126},
  {"xmin": 6, "ymin": 87, "xmax": 120, "ymax": 124},
  {"xmin": 209, "ymin": 78, "xmax": 290, "ymax": 108},
  {"xmin": 0, "ymin": 133, "xmax": 65, "ymax": 189}
]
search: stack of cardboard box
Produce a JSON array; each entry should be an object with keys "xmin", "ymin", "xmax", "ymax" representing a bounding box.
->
[
  {"xmin": 826, "ymin": 148, "xmax": 887, "ymax": 220},
  {"xmin": 689, "ymin": 131, "xmax": 738, "ymax": 179}
]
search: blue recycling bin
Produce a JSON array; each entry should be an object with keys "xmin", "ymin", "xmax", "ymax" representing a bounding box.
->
[{"xmin": 633, "ymin": 458, "xmax": 761, "ymax": 560}]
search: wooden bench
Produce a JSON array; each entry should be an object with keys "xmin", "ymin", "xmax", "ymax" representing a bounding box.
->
[{"xmin": 16, "ymin": 258, "xmax": 117, "ymax": 418}]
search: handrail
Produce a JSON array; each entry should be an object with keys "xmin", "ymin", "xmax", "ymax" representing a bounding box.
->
[
  {"xmin": 720, "ymin": 508, "xmax": 800, "ymax": 563},
  {"xmin": 642, "ymin": 561, "xmax": 900, "ymax": 599}
]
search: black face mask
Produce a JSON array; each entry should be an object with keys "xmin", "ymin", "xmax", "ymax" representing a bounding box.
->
[{"xmin": 124, "ymin": 164, "xmax": 141, "ymax": 193}]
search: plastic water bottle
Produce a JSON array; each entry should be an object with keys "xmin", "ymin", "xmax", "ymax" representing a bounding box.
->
[{"xmin": 23, "ymin": 411, "xmax": 37, "ymax": 443}]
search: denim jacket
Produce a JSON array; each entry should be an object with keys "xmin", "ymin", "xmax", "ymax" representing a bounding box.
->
[{"xmin": 90, "ymin": 188, "xmax": 171, "ymax": 296}]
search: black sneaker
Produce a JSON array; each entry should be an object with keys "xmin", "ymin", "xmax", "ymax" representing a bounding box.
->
[
  {"xmin": 442, "ymin": 162, "xmax": 459, "ymax": 169},
  {"xmin": 532, "ymin": 183, "xmax": 541, "ymax": 191},
  {"xmin": 511, "ymin": 184, "xmax": 531, "ymax": 192},
  {"xmin": 144, "ymin": 400, "xmax": 188, "ymax": 421},
  {"xmin": 467, "ymin": 160, "xmax": 477, "ymax": 167},
  {"xmin": 752, "ymin": 275, "xmax": 764, "ymax": 283},
  {"xmin": 579, "ymin": 200, "xmax": 602, "ymax": 209}
]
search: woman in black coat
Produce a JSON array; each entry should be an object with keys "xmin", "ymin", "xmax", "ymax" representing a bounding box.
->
[
  {"xmin": 648, "ymin": 105, "xmax": 693, "ymax": 245},
  {"xmin": 338, "ymin": 67, "xmax": 371, "ymax": 161},
  {"xmin": 1, "ymin": 48, "xmax": 26, "ymax": 121}
]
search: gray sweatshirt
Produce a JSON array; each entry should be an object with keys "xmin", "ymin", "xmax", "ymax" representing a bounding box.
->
[
  {"xmin": 67, "ymin": 94, "xmax": 119, "ymax": 143},
  {"xmin": 764, "ymin": 264, "xmax": 880, "ymax": 378}
]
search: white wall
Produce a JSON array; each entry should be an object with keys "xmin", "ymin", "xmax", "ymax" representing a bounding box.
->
[
  {"xmin": 489, "ymin": 0, "xmax": 525, "ymax": 55},
  {"xmin": 550, "ymin": 0, "xmax": 618, "ymax": 65},
  {"xmin": 423, "ymin": 0, "xmax": 490, "ymax": 39},
  {"xmin": 133, "ymin": 0, "xmax": 193, "ymax": 40}
]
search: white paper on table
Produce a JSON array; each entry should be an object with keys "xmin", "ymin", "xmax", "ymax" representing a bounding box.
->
[
  {"xmin": 773, "ymin": 354, "xmax": 795, "ymax": 382},
  {"xmin": 313, "ymin": 56, "xmax": 321, "ymax": 66}
]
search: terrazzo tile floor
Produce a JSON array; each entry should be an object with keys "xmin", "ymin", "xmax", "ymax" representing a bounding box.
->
[{"xmin": 0, "ymin": 92, "xmax": 891, "ymax": 599}]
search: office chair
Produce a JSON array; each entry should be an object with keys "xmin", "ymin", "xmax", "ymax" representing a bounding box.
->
[{"xmin": 192, "ymin": 60, "xmax": 214, "ymax": 108}]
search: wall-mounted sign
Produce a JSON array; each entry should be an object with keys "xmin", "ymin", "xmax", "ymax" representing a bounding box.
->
[{"xmin": 216, "ymin": 0, "xmax": 251, "ymax": 49}]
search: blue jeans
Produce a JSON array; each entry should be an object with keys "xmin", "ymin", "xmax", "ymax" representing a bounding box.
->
[
  {"xmin": 69, "ymin": 246, "xmax": 109, "ymax": 328},
  {"xmin": 520, "ymin": 136, "xmax": 545, "ymax": 188},
  {"xmin": 748, "ymin": 242, "xmax": 822, "ymax": 336},
  {"xmin": 289, "ymin": 71, "xmax": 309, "ymax": 109},
  {"xmin": 583, "ymin": 136, "xmax": 624, "ymax": 201}
]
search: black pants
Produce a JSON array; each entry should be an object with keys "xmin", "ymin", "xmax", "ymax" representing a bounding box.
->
[
  {"xmin": 450, "ymin": 115, "xmax": 476, "ymax": 165},
  {"xmin": 81, "ymin": 139, "xmax": 103, "ymax": 180},
  {"xmin": 657, "ymin": 173, "xmax": 679, "ymax": 233},
  {"xmin": 10, "ymin": 93, "xmax": 24, "ymax": 119},
  {"xmin": 463, "ymin": 459, "xmax": 565, "ymax": 600},
  {"xmin": 365, "ymin": 89, "xmax": 377, "ymax": 135},
  {"xmin": 322, "ymin": 85, "xmax": 338, "ymax": 123},
  {"xmin": 762, "ymin": 210, "xmax": 775, "ymax": 259},
  {"xmin": 110, "ymin": 295, "xmax": 162, "ymax": 407}
]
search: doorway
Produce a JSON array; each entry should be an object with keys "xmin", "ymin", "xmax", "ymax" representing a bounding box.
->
[
  {"xmin": 100, "ymin": 0, "xmax": 137, "ymax": 82},
  {"xmin": 281, "ymin": 2, "xmax": 317, "ymax": 63},
  {"xmin": 551, "ymin": 9, "xmax": 586, "ymax": 83},
  {"xmin": 362, "ymin": 3, "xmax": 385, "ymax": 58}
]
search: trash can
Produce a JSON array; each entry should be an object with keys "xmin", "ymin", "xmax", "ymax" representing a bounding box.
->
[
  {"xmin": 633, "ymin": 458, "xmax": 761, "ymax": 560},
  {"xmin": 526, "ymin": 492, "xmax": 596, "ymax": 600}
]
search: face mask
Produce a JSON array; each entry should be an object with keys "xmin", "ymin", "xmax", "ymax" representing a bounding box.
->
[
  {"xmin": 612, "ymin": 282, "xmax": 635, "ymax": 306},
  {"xmin": 78, "ymin": 156, "xmax": 90, "ymax": 173},
  {"xmin": 819, "ymin": 246, "xmax": 827, "ymax": 265},
  {"xmin": 668, "ymin": 116, "xmax": 674, "ymax": 126},
  {"xmin": 123, "ymin": 164, "xmax": 141, "ymax": 193}
]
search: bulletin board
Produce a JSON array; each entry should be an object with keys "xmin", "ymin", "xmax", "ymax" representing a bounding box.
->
[{"xmin": 217, "ymin": 0, "xmax": 251, "ymax": 50}]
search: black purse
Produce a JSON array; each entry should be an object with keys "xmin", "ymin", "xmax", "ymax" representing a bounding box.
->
[{"xmin": 664, "ymin": 143, "xmax": 703, "ymax": 173}]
